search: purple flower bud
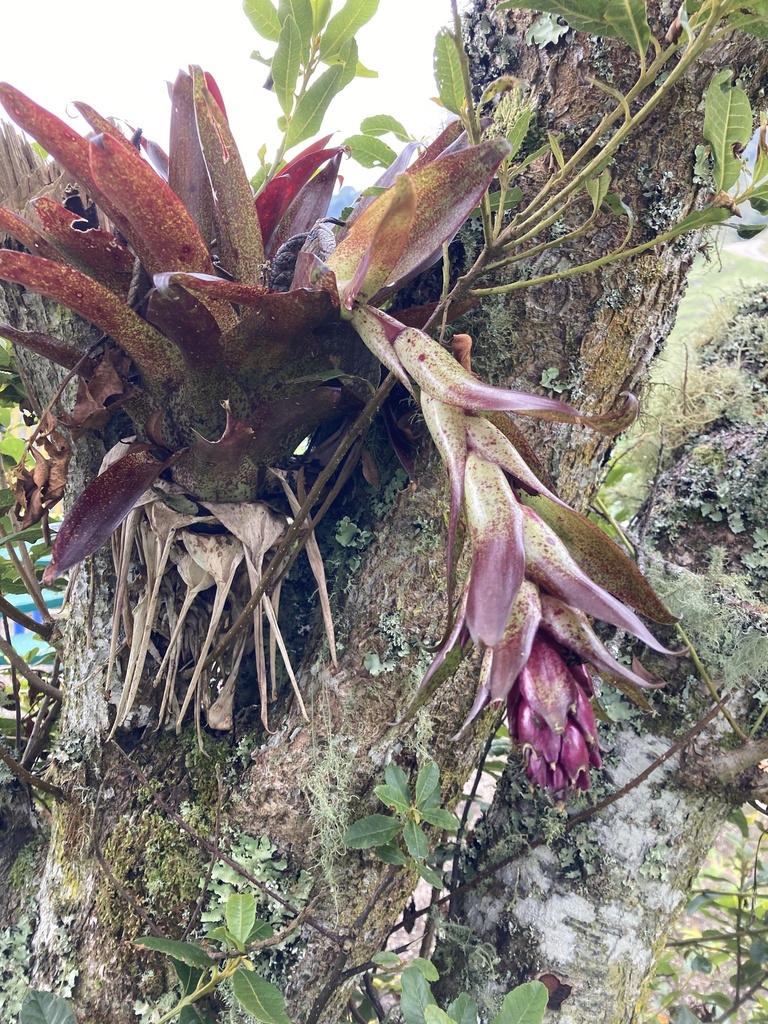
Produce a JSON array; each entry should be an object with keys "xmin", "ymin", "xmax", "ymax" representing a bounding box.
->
[
  {"xmin": 560, "ymin": 720, "xmax": 590, "ymax": 783},
  {"xmin": 518, "ymin": 637, "xmax": 576, "ymax": 734}
]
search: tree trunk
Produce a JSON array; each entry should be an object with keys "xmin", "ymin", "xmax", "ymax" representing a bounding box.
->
[{"xmin": 1, "ymin": 7, "xmax": 767, "ymax": 1024}]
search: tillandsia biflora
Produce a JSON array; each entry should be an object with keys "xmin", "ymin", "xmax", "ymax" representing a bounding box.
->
[{"xmin": 0, "ymin": 0, "xmax": 766, "ymax": 792}]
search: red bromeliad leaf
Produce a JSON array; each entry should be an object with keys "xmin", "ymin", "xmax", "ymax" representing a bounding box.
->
[
  {"xmin": 190, "ymin": 65, "xmax": 265, "ymax": 282},
  {"xmin": 0, "ymin": 323, "xmax": 97, "ymax": 374},
  {"xmin": 410, "ymin": 118, "xmax": 466, "ymax": 173},
  {"xmin": 330, "ymin": 138, "xmax": 510, "ymax": 296},
  {"xmin": 266, "ymin": 151, "xmax": 344, "ymax": 257},
  {"xmin": 204, "ymin": 71, "xmax": 228, "ymax": 120},
  {"xmin": 421, "ymin": 394, "xmax": 467, "ymax": 600},
  {"xmin": 73, "ymin": 101, "xmax": 136, "ymax": 152},
  {"xmin": 169, "ymin": 71, "xmax": 213, "ymax": 247},
  {"xmin": 154, "ymin": 271, "xmax": 268, "ymax": 310},
  {"xmin": 463, "ymin": 451, "xmax": 525, "ymax": 647},
  {"xmin": 521, "ymin": 505, "xmax": 674, "ymax": 654},
  {"xmin": 33, "ymin": 197, "xmax": 135, "ymax": 297},
  {"xmin": 339, "ymin": 141, "xmax": 424, "ymax": 235},
  {"xmin": 141, "ymin": 137, "xmax": 170, "ymax": 181},
  {"xmin": 0, "ymin": 205, "xmax": 61, "ymax": 261},
  {"xmin": 255, "ymin": 134, "xmax": 334, "ymax": 240},
  {"xmin": 0, "ymin": 251, "xmax": 183, "ymax": 388},
  {"xmin": 348, "ymin": 305, "xmax": 413, "ymax": 392},
  {"xmin": 521, "ymin": 492, "xmax": 678, "ymax": 624},
  {"xmin": 0, "ymin": 83, "xmax": 136, "ymax": 244},
  {"xmin": 43, "ymin": 447, "xmax": 172, "ymax": 583},
  {"xmin": 340, "ymin": 174, "xmax": 417, "ymax": 308},
  {"xmin": 88, "ymin": 132, "xmax": 215, "ymax": 279},
  {"xmin": 488, "ymin": 581, "xmax": 542, "ymax": 703},
  {"xmin": 466, "ymin": 414, "xmax": 563, "ymax": 504},
  {"xmin": 145, "ymin": 281, "xmax": 224, "ymax": 370}
]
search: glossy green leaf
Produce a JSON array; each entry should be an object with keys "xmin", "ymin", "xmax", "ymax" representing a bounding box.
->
[
  {"xmin": 280, "ymin": 0, "xmax": 314, "ymax": 50},
  {"xmin": 335, "ymin": 36, "xmax": 362, "ymax": 90},
  {"xmin": 375, "ymin": 841, "xmax": 409, "ymax": 865},
  {"xmin": 548, "ymin": 131, "xmax": 565, "ymax": 170},
  {"xmin": 344, "ymin": 813, "xmax": 402, "ymax": 848},
  {"xmin": 226, "ymin": 893, "xmax": 258, "ymax": 946},
  {"xmin": 374, "ymin": 783, "xmax": 410, "ymax": 815},
  {"xmin": 506, "ymin": 106, "xmax": 532, "ymax": 159},
  {"xmin": 231, "ymin": 969, "xmax": 292, "ymax": 1024},
  {"xmin": 497, "ymin": 0, "xmax": 608, "ymax": 34},
  {"xmin": 703, "ymin": 70, "xmax": 753, "ymax": 191},
  {"xmin": 586, "ymin": 169, "xmax": 611, "ymax": 212},
  {"xmin": 433, "ymin": 30, "xmax": 465, "ymax": 116},
  {"xmin": 401, "ymin": 965, "xmax": 437, "ymax": 1024},
  {"xmin": 403, "ymin": 819, "xmax": 429, "ymax": 860},
  {"xmin": 412, "ymin": 958, "xmax": 440, "ymax": 982},
  {"xmin": 19, "ymin": 991, "xmax": 76, "ymax": 1024},
  {"xmin": 244, "ymin": 0, "xmax": 282, "ymax": 40},
  {"xmin": 490, "ymin": 982, "xmax": 548, "ymax": 1024},
  {"xmin": 420, "ymin": 807, "xmax": 461, "ymax": 831},
  {"xmin": 415, "ymin": 761, "xmax": 440, "ymax": 811},
  {"xmin": 273, "ymin": 15, "xmax": 303, "ymax": 115},
  {"xmin": 285, "ymin": 64, "xmax": 344, "ymax": 150},
  {"xmin": 424, "ymin": 1008, "xmax": 454, "ymax": 1024},
  {"xmin": 663, "ymin": 205, "xmax": 731, "ymax": 238},
  {"xmin": 343, "ymin": 134, "xmax": 397, "ymax": 168},
  {"xmin": 133, "ymin": 937, "xmax": 216, "ymax": 968},
  {"xmin": 418, "ymin": 863, "xmax": 444, "ymax": 889},
  {"xmin": 319, "ymin": 0, "xmax": 379, "ymax": 60},
  {"xmin": 385, "ymin": 762, "xmax": 410, "ymax": 804},
  {"xmin": 674, "ymin": 1008, "xmax": 704, "ymax": 1024},
  {"xmin": 247, "ymin": 920, "xmax": 275, "ymax": 943},
  {"xmin": 310, "ymin": 0, "xmax": 333, "ymax": 32},
  {"xmin": 360, "ymin": 114, "xmax": 410, "ymax": 140},
  {"xmin": 726, "ymin": 9, "xmax": 768, "ymax": 37},
  {"xmin": 604, "ymin": 0, "xmax": 651, "ymax": 55},
  {"xmin": 446, "ymin": 993, "xmax": 479, "ymax": 1024},
  {"xmin": 372, "ymin": 951, "xmax": 402, "ymax": 968}
]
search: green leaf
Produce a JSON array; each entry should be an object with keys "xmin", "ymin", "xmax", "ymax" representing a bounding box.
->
[
  {"xmin": 310, "ymin": 0, "xmax": 333, "ymax": 32},
  {"xmin": 433, "ymin": 30, "xmax": 466, "ymax": 116},
  {"xmin": 344, "ymin": 813, "xmax": 402, "ymax": 848},
  {"xmin": 133, "ymin": 937, "xmax": 216, "ymax": 968},
  {"xmin": 548, "ymin": 131, "xmax": 565, "ymax": 170},
  {"xmin": 703, "ymin": 70, "xmax": 753, "ymax": 192},
  {"xmin": 279, "ymin": 0, "xmax": 313, "ymax": 51},
  {"xmin": 285, "ymin": 64, "xmax": 343, "ymax": 150},
  {"xmin": 231, "ymin": 969, "xmax": 292, "ymax": 1024},
  {"xmin": 412, "ymin": 958, "xmax": 440, "ymax": 982},
  {"xmin": 728, "ymin": 806, "xmax": 750, "ymax": 838},
  {"xmin": 404, "ymin": 819, "xmax": 430, "ymax": 860},
  {"xmin": 420, "ymin": 807, "xmax": 461, "ymax": 831},
  {"xmin": 226, "ymin": 893, "xmax": 258, "ymax": 946},
  {"xmin": 416, "ymin": 862, "xmax": 444, "ymax": 889},
  {"xmin": 273, "ymin": 15, "xmax": 303, "ymax": 115},
  {"xmin": 586, "ymin": 169, "xmax": 611, "ymax": 212},
  {"xmin": 20, "ymin": 991, "xmax": 77, "ymax": 1024},
  {"xmin": 675, "ymin": 1008, "xmax": 704, "ymax": 1024},
  {"xmin": 400, "ymin": 965, "xmax": 437, "ymax": 1024},
  {"xmin": 384, "ymin": 762, "xmax": 410, "ymax": 805},
  {"xmin": 726, "ymin": 9, "xmax": 768, "ymax": 37},
  {"xmin": 446, "ymin": 993, "xmax": 479, "ymax": 1024},
  {"xmin": 663, "ymin": 205, "xmax": 731, "ymax": 239},
  {"xmin": 372, "ymin": 950, "xmax": 402, "ymax": 968},
  {"xmin": 360, "ymin": 114, "xmax": 410, "ymax": 140},
  {"xmin": 319, "ymin": 0, "xmax": 380, "ymax": 60},
  {"xmin": 603, "ymin": 0, "xmax": 651, "ymax": 55},
  {"xmin": 247, "ymin": 920, "xmax": 275, "ymax": 944},
  {"xmin": 506, "ymin": 107, "xmax": 532, "ymax": 160},
  {"xmin": 374, "ymin": 841, "xmax": 409, "ymax": 865},
  {"xmin": 415, "ymin": 761, "xmax": 440, "ymax": 810},
  {"xmin": 343, "ymin": 134, "xmax": 397, "ymax": 168},
  {"xmin": 244, "ymin": 0, "xmax": 282, "ymax": 40},
  {"xmin": 497, "ymin": 0, "xmax": 608, "ymax": 34},
  {"xmin": 424, "ymin": 1009, "xmax": 455, "ymax": 1024},
  {"xmin": 0, "ymin": 434, "xmax": 26, "ymax": 464},
  {"xmin": 490, "ymin": 981, "xmax": 549, "ymax": 1024},
  {"xmin": 335, "ymin": 36, "xmax": 361, "ymax": 90},
  {"xmin": 374, "ymin": 783, "xmax": 410, "ymax": 815}
]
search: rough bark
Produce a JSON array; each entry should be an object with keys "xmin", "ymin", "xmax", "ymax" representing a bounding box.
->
[{"xmin": 1, "ymin": 8, "xmax": 767, "ymax": 1024}]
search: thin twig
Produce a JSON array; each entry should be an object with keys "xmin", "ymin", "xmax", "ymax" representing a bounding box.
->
[
  {"xmin": 0, "ymin": 741, "xmax": 67, "ymax": 799},
  {"xmin": 0, "ymin": 634, "xmax": 62, "ymax": 699}
]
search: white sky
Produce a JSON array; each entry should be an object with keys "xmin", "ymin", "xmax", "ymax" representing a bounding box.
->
[{"xmin": 1, "ymin": 0, "xmax": 458, "ymax": 180}]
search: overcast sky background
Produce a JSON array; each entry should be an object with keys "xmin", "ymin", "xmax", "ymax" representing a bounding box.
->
[{"xmin": 1, "ymin": 0, "xmax": 458, "ymax": 180}]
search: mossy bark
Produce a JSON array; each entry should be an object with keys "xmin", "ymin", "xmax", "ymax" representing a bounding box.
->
[{"xmin": 1, "ymin": 12, "xmax": 767, "ymax": 1024}]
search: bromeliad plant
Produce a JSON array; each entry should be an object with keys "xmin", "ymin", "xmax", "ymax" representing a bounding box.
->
[{"xmin": 0, "ymin": 0, "xmax": 764, "ymax": 790}]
